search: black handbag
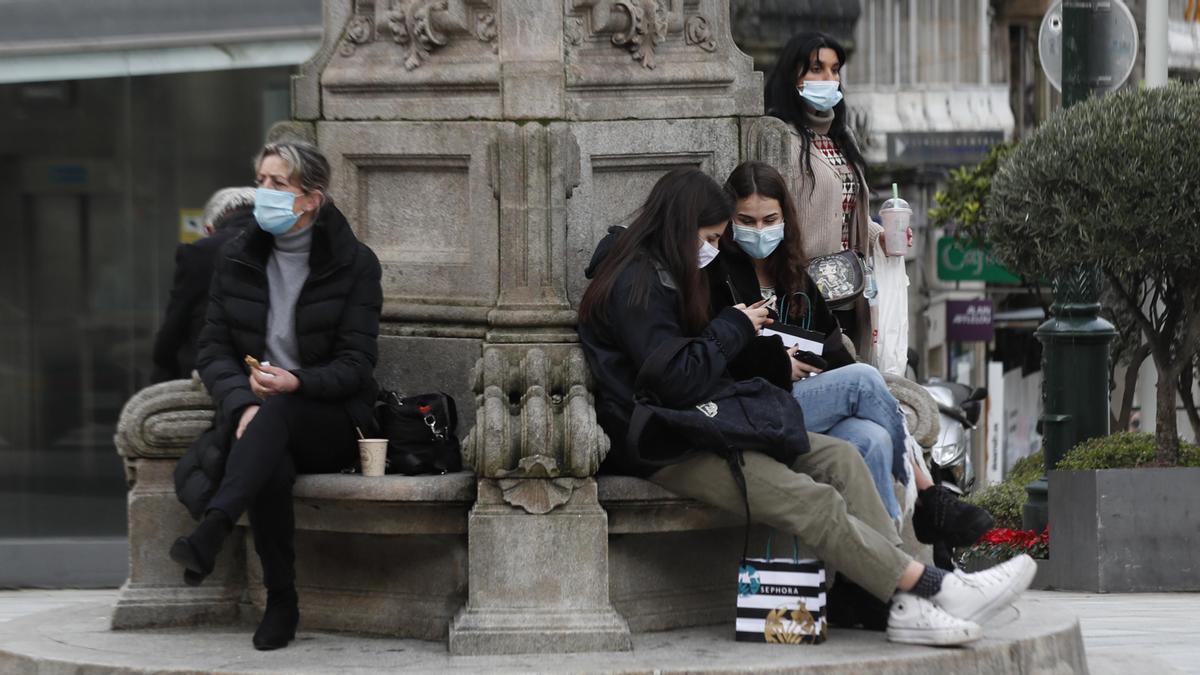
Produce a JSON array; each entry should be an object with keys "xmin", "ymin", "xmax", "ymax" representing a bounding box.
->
[
  {"xmin": 625, "ymin": 338, "xmax": 810, "ymax": 469},
  {"xmin": 374, "ymin": 391, "xmax": 463, "ymax": 475},
  {"xmin": 626, "ymin": 337, "xmax": 812, "ymax": 560}
]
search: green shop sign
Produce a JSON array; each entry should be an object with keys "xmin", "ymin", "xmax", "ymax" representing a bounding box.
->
[{"xmin": 936, "ymin": 236, "xmax": 1021, "ymax": 284}]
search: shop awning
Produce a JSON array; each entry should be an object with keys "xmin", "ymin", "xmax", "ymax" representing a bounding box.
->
[{"xmin": 0, "ymin": 0, "xmax": 322, "ymax": 84}]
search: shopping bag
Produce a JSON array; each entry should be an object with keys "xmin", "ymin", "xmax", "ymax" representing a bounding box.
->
[
  {"xmin": 735, "ymin": 536, "xmax": 827, "ymax": 644},
  {"xmin": 870, "ymin": 244, "xmax": 909, "ymax": 376}
]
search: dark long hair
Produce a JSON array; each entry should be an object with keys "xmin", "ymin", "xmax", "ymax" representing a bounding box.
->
[
  {"xmin": 764, "ymin": 32, "xmax": 867, "ymax": 189},
  {"xmin": 579, "ymin": 167, "xmax": 734, "ymax": 336},
  {"xmin": 722, "ymin": 161, "xmax": 812, "ymax": 316}
]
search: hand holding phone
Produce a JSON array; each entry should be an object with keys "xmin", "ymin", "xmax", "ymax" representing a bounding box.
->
[{"xmin": 734, "ymin": 298, "xmax": 773, "ymax": 332}]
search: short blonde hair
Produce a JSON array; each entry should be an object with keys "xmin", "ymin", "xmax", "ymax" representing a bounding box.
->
[{"xmin": 253, "ymin": 141, "xmax": 331, "ymax": 197}]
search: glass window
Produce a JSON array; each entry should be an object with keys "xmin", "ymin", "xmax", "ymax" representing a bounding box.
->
[{"xmin": 0, "ymin": 67, "xmax": 293, "ymax": 565}]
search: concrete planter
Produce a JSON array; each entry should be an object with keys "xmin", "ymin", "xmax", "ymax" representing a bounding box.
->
[{"xmin": 1046, "ymin": 467, "xmax": 1200, "ymax": 592}]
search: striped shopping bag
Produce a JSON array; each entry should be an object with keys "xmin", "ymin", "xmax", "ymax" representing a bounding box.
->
[{"xmin": 735, "ymin": 536, "xmax": 827, "ymax": 644}]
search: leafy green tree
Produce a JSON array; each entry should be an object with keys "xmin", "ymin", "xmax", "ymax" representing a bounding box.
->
[
  {"xmin": 980, "ymin": 84, "xmax": 1200, "ymax": 464},
  {"xmin": 929, "ymin": 142, "xmax": 1014, "ymax": 233}
]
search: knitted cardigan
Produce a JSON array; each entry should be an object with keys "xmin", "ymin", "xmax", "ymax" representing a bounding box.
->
[{"xmin": 785, "ymin": 107, "xmax": 883, "ymax": 359}]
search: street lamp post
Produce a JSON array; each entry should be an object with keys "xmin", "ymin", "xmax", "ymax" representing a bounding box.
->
[{"xmin": 1022, "ymin": 1, "xmax": 1118, "ymax": 533}]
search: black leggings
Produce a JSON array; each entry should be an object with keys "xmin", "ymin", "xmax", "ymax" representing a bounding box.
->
[{"xmin": 208, "ymin": 393, "xmax": 356, "ymax": 590}]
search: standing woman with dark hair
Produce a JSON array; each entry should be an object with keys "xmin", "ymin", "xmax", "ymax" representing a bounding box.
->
[
  {"xmin": 170, "ymin": 141, "xmax": 382, "ymax": 650},
  {"xmin": 764, "ymin": 31, "xmax": 879, "ymax": 358},
  {"xmin": 578, "ymin": 167, "xmax": 1035, "ymax": 647}
]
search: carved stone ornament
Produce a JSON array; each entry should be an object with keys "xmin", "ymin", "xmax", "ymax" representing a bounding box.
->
[
  {"xmin": 386, "ymin": 0, "xmax": 450, "ymax": 70},
  {"xmin": 568, "ymin": 0, "xmax": 721, "ymax": 69},
  {"xmin": 683, "ymin": 15, "xmax": 716, "ymax": 52},
  {"xmin": 339, "ymin": 15, "xmax": 374, "ymax": 56},
  {"xmin": 495, "ymin": 455, "xmax": 588, "ymax": 514},
  {"xmin": 612, "ymin": 0, "xmax": 669, "ymax": 68},
  {"xmin": 334, "ymin": 0, "xmax": 499, "ymax": 70},
  {"xmin": 463, "ymin": 346, "xmax": 610, "ymax": 480},
  {"xmin": 497, "ymin": 476, "xmax": 589, "ymax": 514},
  {"xmin": 475, "ymin": 12, "xmax": 498, "ymax": 53}
]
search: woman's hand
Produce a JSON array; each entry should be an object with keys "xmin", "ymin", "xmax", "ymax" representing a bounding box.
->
[
  {"xmin": 734, "ymin": 300, "xmax": 773, "ymax": 333},
  {"xmin": 788, "ymin": 347, "xmax": 824, "ymax": 381},
  {"xmin": 249, "ymin": 364, "xmax": 300, "ymax": 399},
  {"xmin": 236, "ymin": 404, "xmax": 260, "ymax": 440}
]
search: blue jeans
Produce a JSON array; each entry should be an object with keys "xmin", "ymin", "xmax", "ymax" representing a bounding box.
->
[{"xmin": 791, "ymin": 363, "xmax": 908, "ymax": 519}]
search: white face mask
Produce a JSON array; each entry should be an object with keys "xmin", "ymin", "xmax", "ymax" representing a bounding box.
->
[{"xmin": 697, "ymin": 239, "xmax": 720, "ymax": 268}]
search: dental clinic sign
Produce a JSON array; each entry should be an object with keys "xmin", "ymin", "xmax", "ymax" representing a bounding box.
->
[{"xmin": 946, "ymin": 299, "xmax": 994, "ymax": 342}]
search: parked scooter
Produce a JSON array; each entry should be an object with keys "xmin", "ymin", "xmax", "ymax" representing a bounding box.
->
[{"xmin": 919, "ymin": 380, "xmax": 988, "ymax": 496}]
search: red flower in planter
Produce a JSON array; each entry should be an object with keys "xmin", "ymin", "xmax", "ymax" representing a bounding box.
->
[{"xmin": 965, "ymin": 526, "xmax": 1049, "ymax": 562}]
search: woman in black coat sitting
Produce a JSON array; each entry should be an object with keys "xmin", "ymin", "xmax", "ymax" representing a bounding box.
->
[{"xmin": 170, "ymin": 141, "xmax": 382, "ymax": 650}]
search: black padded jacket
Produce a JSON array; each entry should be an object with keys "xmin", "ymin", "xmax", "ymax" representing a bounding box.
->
[
  {"xmin": 578, "ymin": 229, "xmax": 756, "ymax": 477},
  {"xmin": 196, "ymin": 201, "xmax": 383, "ymax": 430},
  {"xmin": 175, "ymin": 203, "xmax": 381, "ymax": 518}
]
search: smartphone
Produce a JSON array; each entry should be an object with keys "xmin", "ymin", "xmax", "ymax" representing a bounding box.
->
[{"xmin": 792, "ymin": 351, "xmax": 828, "ymax": 370}]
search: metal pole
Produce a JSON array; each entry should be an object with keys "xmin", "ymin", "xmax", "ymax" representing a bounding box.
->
[
  {"xmin": 1146, "ymin": 0, "xmax": 1169, "ymax": 87},
  {"xmin": 979, "ymin": 0, "xmax": 990, "ymax": 85},
  {"xmin": 894, "ymin": 0, "xmax": 902, "ymax": 86},
  {"xmin": 1022, "ymin": 0, "xmax": 1118, "ymax": 533},
  {"xmin": 910, "ymin": 0, "xmax": 919, "ymax": 85}
]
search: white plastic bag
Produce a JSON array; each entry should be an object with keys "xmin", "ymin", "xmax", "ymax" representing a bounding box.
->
[{"xmin": 870, "ymin": 245, "xmax": 909, "ymax": 376}]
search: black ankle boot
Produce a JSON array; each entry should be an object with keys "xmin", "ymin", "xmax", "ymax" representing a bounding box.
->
[
  {"xmin": 913, "ymin": 485, "xmax": 995, "ymax": 547},
  {"xmin": 253, "ymin": 587, "xmax": 299, "ymax": 651},
  {"xmin": 169, "ymin": 509, "xmax": 232, "ymax": 586}
]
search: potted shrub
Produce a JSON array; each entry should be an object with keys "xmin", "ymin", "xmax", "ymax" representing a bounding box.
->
[
  {"xmin": 1046, "ymin": 433, "xmax": 1200, "ymax": 591},
  {"xmin": 963, "ymin": 84, "xmax": 1200, "ymax": 591}
]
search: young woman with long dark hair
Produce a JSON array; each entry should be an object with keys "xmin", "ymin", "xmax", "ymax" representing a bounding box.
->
[
  {"xmin": 578, "ymin": 167, "xmax": 1033, "ymax": 646},
  {"xmin": 709, "ymin": 160, "xmax": 993, "ymax": 545},
  {"xmin": 764, "ymin": 31, "xmax": 877, "ymax": 357}
]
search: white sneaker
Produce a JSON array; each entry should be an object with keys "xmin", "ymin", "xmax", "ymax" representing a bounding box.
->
[
  {"xmin": 933, "ymin": 554, "xmax": 1037, "ymax": 624},
  {"xmin": 887, "ymin": 593, "xmax": 982, "ymax": 646}
]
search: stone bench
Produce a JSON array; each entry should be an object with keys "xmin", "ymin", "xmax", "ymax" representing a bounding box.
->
[
  {"xmin": 114, "ymin": 368, "xmax": 935, "ymax": 645},
  {"xmin": 113, "ymin": 378, "xmax": 755, "ymax": 640}
]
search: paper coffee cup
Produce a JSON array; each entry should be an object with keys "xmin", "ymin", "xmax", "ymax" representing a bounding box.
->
[{"xmin": 358, "ymin": 439, "xmax": 388, "ymax": 477}]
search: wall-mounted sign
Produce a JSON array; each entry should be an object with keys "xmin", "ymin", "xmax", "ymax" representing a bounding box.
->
[
  {"xmin": 947, "ymin": 299, "xmax": 995, "ymax": 342},
  {"xmin": 936, "ymin": 236, "xmax": 1021, "ymax": 284},
  {"xmin": 886, "ymin": 131, "xmax": 1005, "ymax": 167},
  {"xmin": 179, "ymin": 209, "xmax": 205, "ymax": 244}
]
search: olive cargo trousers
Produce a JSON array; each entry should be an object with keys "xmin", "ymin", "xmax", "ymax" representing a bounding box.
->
[{"xmin": 648, "ymin": 432, "xmax": 912, "ymax": 601}]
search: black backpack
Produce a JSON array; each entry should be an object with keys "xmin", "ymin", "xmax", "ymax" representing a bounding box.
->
[
  {"xmin": 627, "ymin": 337, "xmax": 811, "ymax": 557},
  {"xmin": 626, "ymin": 337, "xmax": 810, "ymax": 470}
]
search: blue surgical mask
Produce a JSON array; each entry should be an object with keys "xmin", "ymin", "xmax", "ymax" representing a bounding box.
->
[
  {"xmin": 733, "ymin": 222, "xmax": 786, "ymax": 259},
  {"xmin": 254, "ymin": 187, "xmax": 301, "ymax": 235},
  {"xmin": 798, "ymin": 81, "xmax": 844, "ymax": 112},
  {"xmin": 698, "ymin": 240, "xmax": 720, "ymax": 268}
]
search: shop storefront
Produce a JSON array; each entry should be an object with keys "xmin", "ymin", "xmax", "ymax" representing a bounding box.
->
[{"xmin": 0, "ymin": 0, "xmax": 319, "ymax": 587}]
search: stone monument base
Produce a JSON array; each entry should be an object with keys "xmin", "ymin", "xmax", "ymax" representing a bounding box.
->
[{"xmin": 2, "ymin": 596, "xmax": 1090, "ymax": 674}]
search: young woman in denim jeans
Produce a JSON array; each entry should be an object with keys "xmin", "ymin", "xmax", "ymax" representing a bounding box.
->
[
  {"xmin": 579, "ymin": 166, "xmax": 1034, "ymax": 646},
  {"xmin": 707, "ymin": 161, "xmax": 992, "ymax": 549}
]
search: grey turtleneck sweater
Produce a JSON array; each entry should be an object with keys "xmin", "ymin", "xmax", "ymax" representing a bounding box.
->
[{"xmin": 264, "ymin": 224, "xmax": 313, "ymax": 371}]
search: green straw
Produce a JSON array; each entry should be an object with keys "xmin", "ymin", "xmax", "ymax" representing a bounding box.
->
[{"xmin": 892, "ymin": 182, "xmax": 899, "ymax": 200}]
